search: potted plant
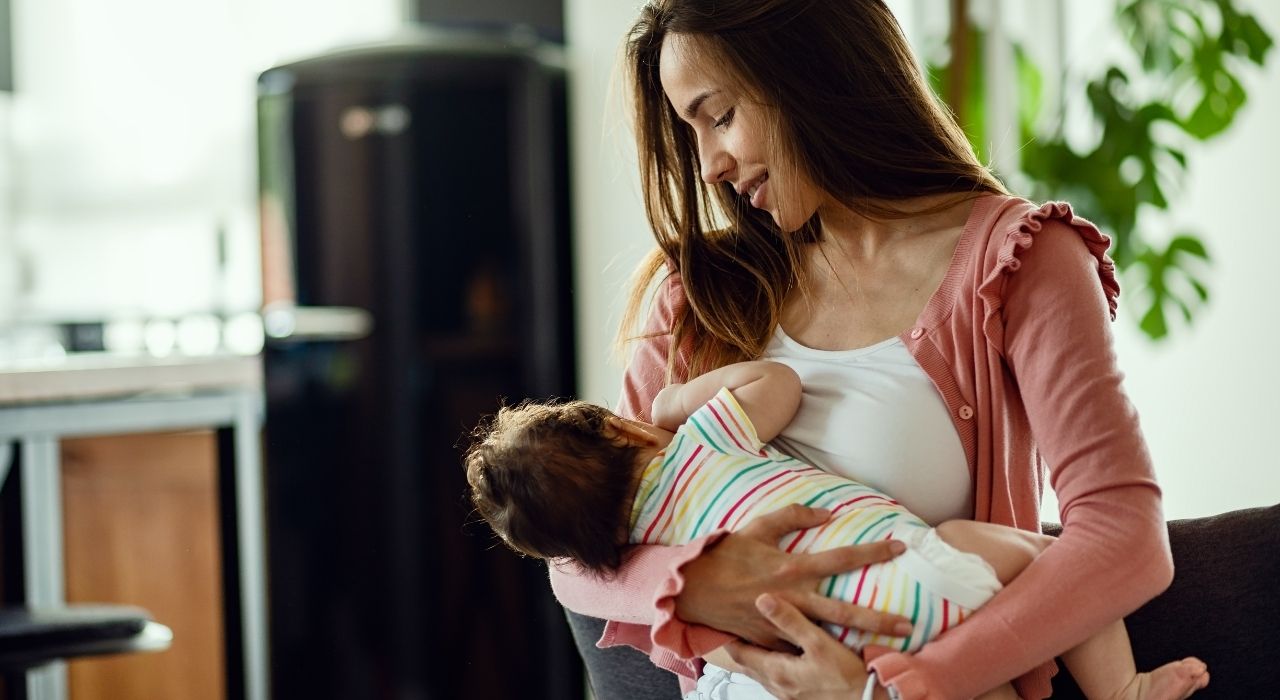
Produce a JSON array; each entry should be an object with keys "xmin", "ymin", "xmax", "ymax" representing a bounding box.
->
[{"xmin": 932, "ymin": 0, "xmax": 1273, "ymax": 339}]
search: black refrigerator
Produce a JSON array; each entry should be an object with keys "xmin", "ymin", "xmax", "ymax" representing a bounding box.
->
[{"xmin": 256, "ymin": 27, "xmax": 580, "ymax": 700}]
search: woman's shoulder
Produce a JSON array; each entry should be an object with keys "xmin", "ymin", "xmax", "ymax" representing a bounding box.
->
[
  {"xmin": 966, "ymin": 194, "xmax": 1119, "ymax": 320},
  {"xmin": 969, "ymin": 194, "xmax": 1111, "ymax": 255}
]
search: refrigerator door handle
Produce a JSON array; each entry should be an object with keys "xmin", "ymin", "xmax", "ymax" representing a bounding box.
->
[{"xmin": 263, "ymin": 304, "xmax": 375, "ymax": 343}]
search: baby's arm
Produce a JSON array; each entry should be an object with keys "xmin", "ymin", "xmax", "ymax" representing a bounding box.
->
[{"xmin": 650, "ymin": 360, "xmax": 801, "ymax": 442}]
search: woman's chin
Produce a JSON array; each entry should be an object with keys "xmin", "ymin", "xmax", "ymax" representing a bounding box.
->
[
  {"xmin": 772, "ymin": 212, "xmax": 804, "ymax": 233},
  {"xmin": 753, "ymin": 201, "xmax": 806, "ymax": 233}
]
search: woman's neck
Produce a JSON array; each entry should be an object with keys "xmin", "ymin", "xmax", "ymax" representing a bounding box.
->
[{"xmin": 816, "ymin": 193, "xmax": 975, "ymax": 261}]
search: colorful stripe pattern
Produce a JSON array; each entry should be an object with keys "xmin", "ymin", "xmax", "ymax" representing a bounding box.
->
[{"xmin": 629, "ymin": 388, "xmax": 975, "ymax": 652}]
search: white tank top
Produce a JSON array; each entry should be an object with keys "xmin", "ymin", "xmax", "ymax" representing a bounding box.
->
[{"xmin": 762, "ymin": 327, "xmax": 972, "ymax": 525}]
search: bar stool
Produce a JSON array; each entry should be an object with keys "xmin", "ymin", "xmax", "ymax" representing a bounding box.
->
[{"xmin": 0, "ymin": 604, "xmax": 172, "ymax": 698}]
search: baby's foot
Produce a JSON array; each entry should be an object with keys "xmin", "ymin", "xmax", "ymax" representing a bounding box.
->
[{"xmin": 1113, "ymin": 657, "xmax": 1209, "ymax": 700}]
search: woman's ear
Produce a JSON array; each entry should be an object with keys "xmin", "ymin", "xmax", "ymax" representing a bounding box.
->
[{"xmin": 604, "ymin": 416, "xmax": 662, "ymax": 447}]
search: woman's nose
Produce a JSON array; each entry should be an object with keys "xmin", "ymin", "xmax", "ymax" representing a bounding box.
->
[{"xmin": 699, "ymin": 145, "xmax": 734, "ymax": 184}]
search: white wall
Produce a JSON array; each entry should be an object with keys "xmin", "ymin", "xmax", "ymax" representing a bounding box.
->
[
  {"xmin": 564, "ymin": 0, "xmax": 652, "ymax": 410},
  {"xmin": 566, "ymin": 0, "xmax": 1280, "ymax": 520}
]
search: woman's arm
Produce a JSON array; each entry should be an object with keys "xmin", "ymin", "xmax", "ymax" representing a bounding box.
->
[{"xmin": 867, "ymin": 210, "xmax": 1173, "ymax": 699}]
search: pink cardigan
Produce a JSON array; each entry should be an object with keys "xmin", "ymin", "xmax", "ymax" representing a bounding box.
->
[{"xmin": 549, "ymin": 196, "xmax": 1173, "ymax": 700}]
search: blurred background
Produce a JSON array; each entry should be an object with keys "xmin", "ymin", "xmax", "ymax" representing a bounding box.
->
[{"xmin": 0, "ymin": 0, "xmax": 1275, "ymax": 699}]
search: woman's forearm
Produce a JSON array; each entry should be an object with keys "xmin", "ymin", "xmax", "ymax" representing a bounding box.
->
[{"xmin": 869, "ymin": 492, "xmax": 1170, "ymax": 699}]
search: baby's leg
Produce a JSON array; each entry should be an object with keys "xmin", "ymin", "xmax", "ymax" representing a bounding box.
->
[
  {"xmin": 933, "ymin": 520, "xmax": 1053, "ymax": 585},
  {"xmin": 1060, "ymin": 621, "xmax": 1208, "ymax": 700},
  {"xmin": 934, "ymin": 521, "xmax": 1208, "ymax": 700}
]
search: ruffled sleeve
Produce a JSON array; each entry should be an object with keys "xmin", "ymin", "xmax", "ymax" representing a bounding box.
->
[{"xmin": 975, "ymin": 201, "xmax": 1120, "ymax": 357}]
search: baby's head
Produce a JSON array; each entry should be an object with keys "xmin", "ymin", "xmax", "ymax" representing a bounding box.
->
[{"xmin": 464, "ymin": 399, "xmax": 644, "ymax": 573}]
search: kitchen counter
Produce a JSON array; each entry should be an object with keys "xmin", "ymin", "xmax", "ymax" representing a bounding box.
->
[
  {"xmin": 0, "ymin": 353, "xmax": 262, "ymax": 406},
  {"xmin": 0, "ymin": 351, "xmax": 268, "ymax": 700}
]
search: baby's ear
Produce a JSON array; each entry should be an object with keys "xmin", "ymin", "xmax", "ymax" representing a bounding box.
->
[{"xmin": 603, "ymin": 416, "xmax": 662, "ymax": 447}]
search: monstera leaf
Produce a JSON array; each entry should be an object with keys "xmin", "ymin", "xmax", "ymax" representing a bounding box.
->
[{"xmin": 935, "ymin": 0, "xmax": 1273, "ymax": 340}]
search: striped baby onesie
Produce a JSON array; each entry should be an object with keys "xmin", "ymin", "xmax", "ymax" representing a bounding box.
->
[{"xmin": 628, "ymin": 387, "xmax": 1001, "ymax": 652}]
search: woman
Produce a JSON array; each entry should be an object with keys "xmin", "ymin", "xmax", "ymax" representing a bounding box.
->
[{"xmin": 551, "ymin": 1, "xmax": 1173, "ymax": 698}]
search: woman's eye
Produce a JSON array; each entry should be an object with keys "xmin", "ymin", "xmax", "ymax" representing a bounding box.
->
[{"xmin": 713, "ymin": 108, "xmax": 735, "ymax": 130}]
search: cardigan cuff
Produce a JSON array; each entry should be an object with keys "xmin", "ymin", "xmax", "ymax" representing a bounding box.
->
[
  {"xmin": 594, "ymin": 531, "xmax": 732, "ymax": 677},
  {"xmin": 648, "ymin": 530, "xmax": 735, "ymax": 659}
]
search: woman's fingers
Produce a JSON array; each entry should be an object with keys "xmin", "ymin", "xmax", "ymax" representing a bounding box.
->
[
  {"xmin": 786, "ymin": 540, "xmax": 905, "ymax": 579},
  {"xmin": 754, "ymin": 593, "xmax": 828, "ymax": 649},
  {"xmin": 769, "ymin": 540, "xmax": 911, "ymax": 636},
  {"xmin": 721, "ymin": 638, "xmax": 779, "ymax": 678},
  {"xmin": 738, "ymin": 504, "xmax": 832, "ymax": 542},
  {"xmin": 722, "ymin": 597, "xmax": 880, "ymax": 699},
  {"xmin": 782, "ymin": 590, "xmax": 914, "ymax": 637},
  {"xmin": 676, "ymin": 505, "xmax": 908, "ymax": 647},
  {"xmin": 720, "ymin": 598, "xmax": 813, "ymax": 690}
]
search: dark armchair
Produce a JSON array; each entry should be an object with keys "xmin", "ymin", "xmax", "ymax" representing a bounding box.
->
[{"xmin": 1048, "ymin": 504, "xmax": 1280, "ymax": 699}]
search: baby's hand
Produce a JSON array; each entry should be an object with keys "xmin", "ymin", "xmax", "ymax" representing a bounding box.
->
[{"xmin": 650, "ymin": 383, "xmax": 687, "ymax": 430}]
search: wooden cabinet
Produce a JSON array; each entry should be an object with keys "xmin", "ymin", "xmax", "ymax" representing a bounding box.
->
[
  {"xmin": 60, "ymin": 431, "xmax": 226, "ymax": 700},
  {"xmin": 0, "ymin": 355, "xmax": 267, "ymax": 700}
]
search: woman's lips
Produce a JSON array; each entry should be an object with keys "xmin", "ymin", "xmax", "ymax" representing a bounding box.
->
[{"xmin": 748, "ymin": 174, "xmax": 769, "ymax": 209}]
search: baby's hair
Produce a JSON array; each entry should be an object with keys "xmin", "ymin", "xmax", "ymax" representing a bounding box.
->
[{"xmin": 464, "ymin": 399, "xmax": 642, "ymax": 573}]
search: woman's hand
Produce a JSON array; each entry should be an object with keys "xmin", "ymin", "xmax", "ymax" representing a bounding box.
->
[
  {"xmin": 725, "ymin": 593, "xmax": 889, "ymax": 700},
  {"xmin": 725, "ymin": 592, "xmax": 1023, "ymax": 700},
  {"xmin": 675, "ymin": 504, "xmax": 911, "ymax": 650}
]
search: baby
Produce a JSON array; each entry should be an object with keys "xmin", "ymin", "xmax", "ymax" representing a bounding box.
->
[{"xmin": 465, "ymin": 360, "xmax": 1208, "ymax": 700}]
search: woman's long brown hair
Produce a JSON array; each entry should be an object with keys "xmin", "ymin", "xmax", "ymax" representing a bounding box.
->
[{"xmin": 619, "ymin": 0, "xmax": 1007, "ymax": 379}]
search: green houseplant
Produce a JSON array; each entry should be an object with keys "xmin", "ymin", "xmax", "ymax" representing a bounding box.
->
[{"xmin": 932, "ymin": 0, "xmax": 1273, "ymax": 339}]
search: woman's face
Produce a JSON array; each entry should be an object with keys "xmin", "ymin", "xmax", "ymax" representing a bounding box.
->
[{"xmin": 658, "ymin": 33, "xmax": 825, "ymax": 233}]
